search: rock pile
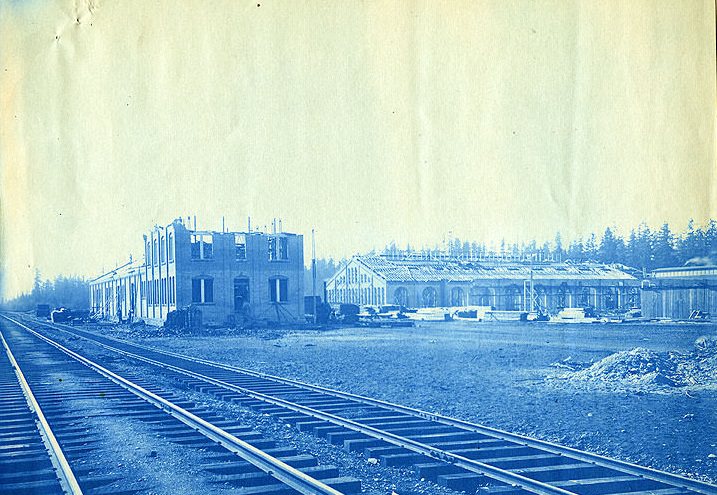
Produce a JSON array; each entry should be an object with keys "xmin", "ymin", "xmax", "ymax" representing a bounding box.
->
[
  {"xmin": 557, "ymin": 336, "xmax": 717, "ymax": 390},
  {"xmin": 569, "ymin": 348, "xmax": 680, "ymax": 387}
]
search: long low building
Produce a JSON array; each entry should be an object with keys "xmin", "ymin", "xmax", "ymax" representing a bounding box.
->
[
  {"xmin": 640, "ymin": 264, "xmax": 717, "ymax": 319},
  {"xmin": 325, "ymin": 255, "xmax": 640, "ymax": 313},
  {"xmin": 90, "ymin": 219, "xmax": 304, "ymax": 326}
]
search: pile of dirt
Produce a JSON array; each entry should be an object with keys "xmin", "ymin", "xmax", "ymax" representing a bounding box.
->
[
  {"xmin": 679, "ymin": 336, "xmax": 717, "ymax": 387},
  {"xmin": 557, "ymin": 336, "xmax": 717, "ymax": 390},
  {"xmin": 568, "ymin": 348, "xmax": 680, "ymax": 387}
]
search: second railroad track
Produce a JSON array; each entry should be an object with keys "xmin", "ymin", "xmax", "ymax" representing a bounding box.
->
[{"xmin": 3, "ymin": 313, "xmax": 717, "ymax": 495}]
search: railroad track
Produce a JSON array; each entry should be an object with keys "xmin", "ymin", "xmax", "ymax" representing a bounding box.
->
[
  {"xmin": 0, "ymin": 315, "xmax": 361, "ymax": 495},
  {"xmin": 6, "ymin": 314, "xmax": 717, "ymax": 495},
  {"xmin": 0, "ymin": 329, "xmax": 80, "ymax": 495}
]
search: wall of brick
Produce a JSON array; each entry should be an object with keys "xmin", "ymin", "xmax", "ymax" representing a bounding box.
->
[
  {"xmin": 173, "ymin": 222, "xmax": 304, "ymax": 326},
  {"xmin": 90, "ymin": 219, "xmax": 304, "ymax": 327}
]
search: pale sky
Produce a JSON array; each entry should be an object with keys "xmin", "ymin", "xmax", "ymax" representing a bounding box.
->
[{"xmin": 1, "ymin": 0, "xmax": 715, "ymax": 298}]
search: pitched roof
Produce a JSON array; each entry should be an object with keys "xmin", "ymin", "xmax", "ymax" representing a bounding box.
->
[
  {"xmin": 90, "ymin": 259, "xmax": 144, "ymax": 284},
  {"xmin": 354, "ymin": 255, "xmax": 637, "ymax": 283}
]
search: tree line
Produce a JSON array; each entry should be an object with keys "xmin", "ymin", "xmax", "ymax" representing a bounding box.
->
[
  {"xmin": 380, "ymin": 220, "xmax": 717, "ymax": 272},
  {"xmin": 6, "ymin": 220, "xmax": 716, "ymax": 310},
  {"xmin": 305, "ymin": 221, "xmax": 717, "ymax": 290},
  {"xmin": 1, "ymin": 271, "xmax": 89, "ymax": 312}
]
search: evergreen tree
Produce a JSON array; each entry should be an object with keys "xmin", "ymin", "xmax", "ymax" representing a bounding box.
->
[
  {"xmin": 631, "ymin": 223, "xmax": 654, "ymax": 270},
  {"xmin": 626, "ymin": 229, "xmax": 638, "ymax": 267},
  {"xmin": 383, "ymin": 241, "xmax": 398, "ymax": 256},
  {"xmin": 33, "ymin": 269, "xmax": 42, "ymax": 292},
  {"xmin": 584, "ymin": 233, "xmax": 598, "ymax": 261},
  {"xmin": 615, "ymin": 235, "xmax": 627, "ymax": 264},
  {"xmin": 541, "ymin": 241, "xmax": 551, "ymax": 261},
  {"xmin": 598, "ymin": 227, "xmax": 621, "ymax": 264},
  {"xmin": 653, "ymin": 223, "xmax": 678, "ymax": 268},
  {"xmin": 470, "ymin": 241, "xmax": 481, "ymax": 258},
  {"xmin": 553, "ymin": 232, "xmax": 565, "ymax": 261},
  {"xmin": 1, "ymin": 274, "xmax": 89, "ymax": 311},
  {"xmin": 371, "ymin": 219, "xmax": 717, "ymax": 272},
  {"xmin": 462, "ymin": 241, "xmax": 471, "ymax": 258},
  {"xmin": 567, "ymin": 239, "xmax": 584, "ymax": 261},
  {"xmin": 677, "ymin": 219, "xmax": 705, "ymax": 264},
  {"xmin": 526, "ymin": 240, "xmax": 537, "ymax": 257},
  {"xmin": 706, "ymin": 220, "xmax": 717, "ymax": 253},
  {"xmin": 450, "ymin": 238, "xmax": 462, "ymax": 257}
]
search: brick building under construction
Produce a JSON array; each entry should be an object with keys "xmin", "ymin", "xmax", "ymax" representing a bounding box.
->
[{"xmin": 89, "ymin": 219, "xmax": 304, "ymax": 326}]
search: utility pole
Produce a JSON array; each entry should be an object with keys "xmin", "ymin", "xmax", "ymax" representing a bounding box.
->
[
  {"xmin": 312, "ymin": 229, "xmax": 317, "ymax": 324},
  {"xmin": 530, "ymin": 256, "xmax": 535, "ymax": 313}
]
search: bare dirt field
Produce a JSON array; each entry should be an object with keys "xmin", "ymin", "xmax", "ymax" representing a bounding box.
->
[{"xmin": 82, "ymin": 320, "xmax": 717, "ymax": 483}]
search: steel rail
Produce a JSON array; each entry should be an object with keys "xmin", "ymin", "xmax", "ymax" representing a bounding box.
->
[
  {"xmin": 22, "ymin": 320, "xmax": 582, "ymax": 495},
  {"xmin": 0, "ymin": 327, "xmax": 84, "ymax": 495},
  {"xmin": 1, "ymin": 315, "xmax": 344, "ymax": 495},
  {"xmin": 75, "ymin": 322, "xmax": 717, "ymax": 495},
  {"xmin": 21, "ymin": 315, "xmax": 717, "ymax": 495},
  {"xmin": 206, "ymin": 357, "xmax": 717, "ymax": 495}
]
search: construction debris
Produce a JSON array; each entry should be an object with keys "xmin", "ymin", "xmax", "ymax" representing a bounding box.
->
[{"xmin": 555, "ymin": 336, "xmax": 717, "ymax": 390}]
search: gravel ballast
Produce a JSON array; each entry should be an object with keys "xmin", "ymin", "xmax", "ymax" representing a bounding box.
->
[{"xmin": 31, "ymin": 317, "xmax": 717, "ymax": 485}]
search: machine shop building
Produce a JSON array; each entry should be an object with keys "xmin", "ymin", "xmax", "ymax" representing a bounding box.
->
[
  {"xmin": 640, "ymin": 265, "xmax": 717, "ymax": 319},
  {"xmin": 325, "ymin": 255, "xmax": 640, "ymax": 313},
  {"xmin": 89, "ymin": 219, "xmax": 304, "ymax": 326}
]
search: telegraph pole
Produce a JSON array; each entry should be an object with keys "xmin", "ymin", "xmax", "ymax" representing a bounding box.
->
[
  {"xmin": 312, "ymin": 229, "xmax": 317, "ymax": 324},
  {"xmin": 530, "ymin": 256, "xmax": 535, "ymax": 313}
]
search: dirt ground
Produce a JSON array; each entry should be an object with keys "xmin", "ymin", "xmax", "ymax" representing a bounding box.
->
[{"xmin": 80, "ymin": 320, "xmax": 717, "ymax": 483}]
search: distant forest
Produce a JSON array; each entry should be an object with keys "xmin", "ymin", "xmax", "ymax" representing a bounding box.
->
[
  {"xmin": 386, "ymin": 221, "xmax": 717, "ymax": 270},
  {"xmin": 3, "ymin": 221, "xmax": 716, "ymax": 311},
  {"xmin": 304, "ymin": 220, "xmax": 717, "ymax": 293},
  {"xmin": 2, "ymin": 272, "xmax": 89, "ymax": 312}
]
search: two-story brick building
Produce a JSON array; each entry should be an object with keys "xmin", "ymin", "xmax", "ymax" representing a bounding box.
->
[{"xmin": 89, "ymin": 219, "xmax": 304, "ymax": 326}]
